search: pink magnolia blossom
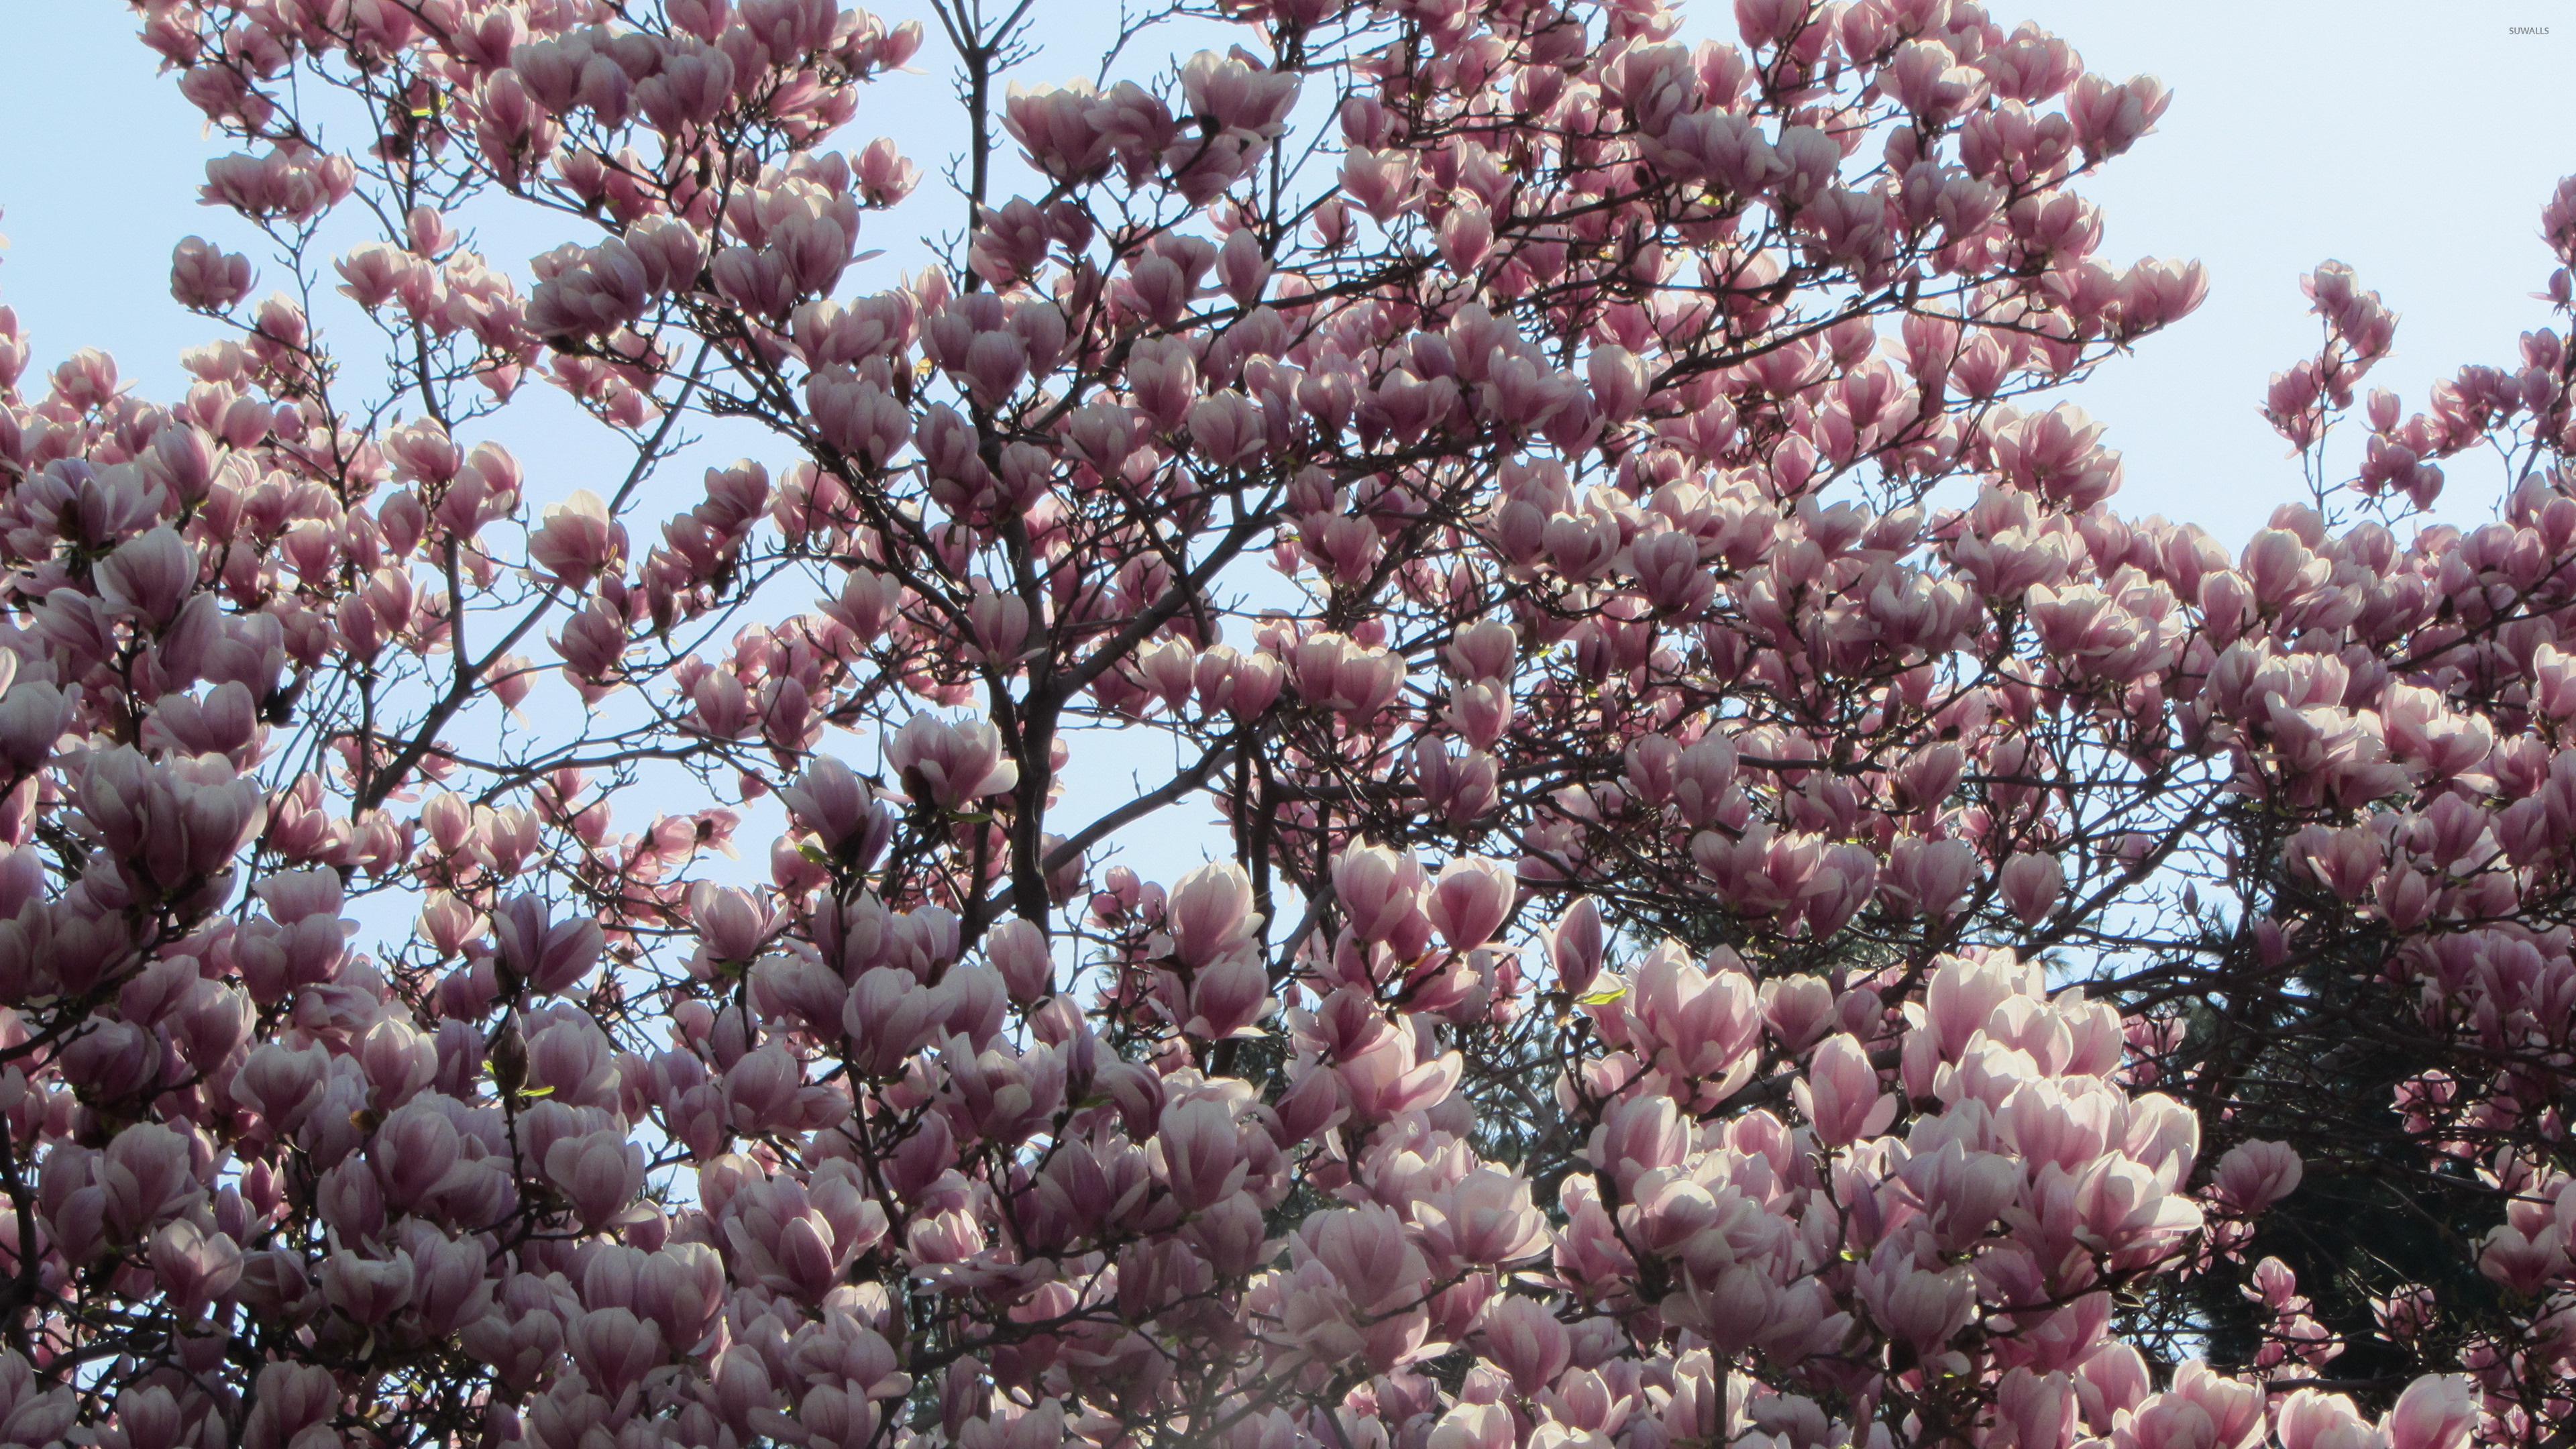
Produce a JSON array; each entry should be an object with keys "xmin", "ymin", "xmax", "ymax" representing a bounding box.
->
[{"xmin": 0, "ymin": 5, "xmax": 2566, "ymax": 1445}]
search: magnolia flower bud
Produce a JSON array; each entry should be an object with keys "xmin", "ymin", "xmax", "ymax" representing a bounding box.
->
[
  {"xmin": 985, "ymin": 918, "xmax": 1055, "ymax": 1001},
  {"xmin": 1793, "ymin": 1033, "xmax": 1897, "ymax": 1146},
  {"xmin": 1426, "ymin": 855, "xmax": 1515, "ymax": 951},
  {"xmin": 1998, "ymin": 852, "xmax": 2063, "ymax": 927}
]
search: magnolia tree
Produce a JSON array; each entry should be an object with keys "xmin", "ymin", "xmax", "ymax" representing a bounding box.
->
[{"xmin": 3, "ymin": 0, "xmax": 2575, "ymax": 1446}]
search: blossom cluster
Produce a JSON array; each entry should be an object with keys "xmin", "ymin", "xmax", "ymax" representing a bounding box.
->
[{"xmin": 0, "ymin": 0, "xmax": 2573, "ymax": 1446}]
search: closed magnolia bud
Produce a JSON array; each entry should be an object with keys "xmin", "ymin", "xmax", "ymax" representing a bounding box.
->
[
  {"xmin": 1792, "ymin": 1033, "xmax": 1896, "ymax": 1147},
  {"xmin": 1549, "ymin": 899, "xmax": 1604, "ymax": 996},
  {"xmin": 1165, "ymin": 862, "xmax": 1257, "ymax": 970},
  {"xmin": 1426, "ymin": 855, "xmax": 1515, "ymax": 951},
  {"xmin": 1587, "ymin": 344, "xmax": 1648, "ymax": 423},
  {"xmin": 1998, "ymin": 851, "xmax": 2063, "ymax": 926},
  {"xmin": 0, "ymin": 680, "xmax": 73, "ymax": 775},
  {"xmin": 985, "ymin": 918, "xmax": 1054, "ymax": 1000}
]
